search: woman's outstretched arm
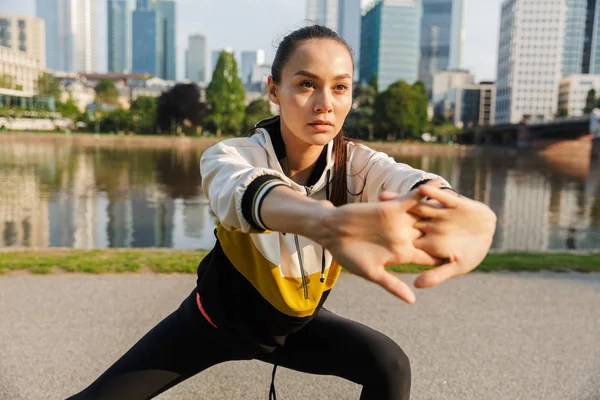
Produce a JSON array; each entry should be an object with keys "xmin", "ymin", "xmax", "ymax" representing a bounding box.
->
[{"xmin": 260, "ymin": 185, "xmax": 442, "ymax": 303}]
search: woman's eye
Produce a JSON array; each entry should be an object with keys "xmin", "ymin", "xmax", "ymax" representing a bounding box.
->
[
  {"xmin": 335, "ymin": 84, "xmax": 348, "ymax": 92},
  {"xmin": 301, "ymin": 81, "xmax": 315, "ymax": 89}
]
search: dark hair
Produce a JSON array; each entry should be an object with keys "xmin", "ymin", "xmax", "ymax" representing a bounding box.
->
[{"xmin": 260, "ymin": 25, "xmax": 354, "ymax": 207}]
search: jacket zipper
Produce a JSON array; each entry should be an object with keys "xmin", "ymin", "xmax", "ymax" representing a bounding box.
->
[{"xmin": 294, "ymin": 184, "xmax": 313, "ymax": 300}]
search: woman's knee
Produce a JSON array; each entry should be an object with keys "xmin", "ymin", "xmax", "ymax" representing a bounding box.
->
[{"xmin": 363, "ymin": 335, "xmax": 411, "ymax": 386}]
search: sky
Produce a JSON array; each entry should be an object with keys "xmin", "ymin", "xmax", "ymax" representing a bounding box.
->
[{"xmin": 0, "ymin": 0, "xmax": 504, "ymax": 83}]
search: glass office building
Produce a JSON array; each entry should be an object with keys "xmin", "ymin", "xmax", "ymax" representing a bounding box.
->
[
  {"xmin": 107, "ymin": 0, "xmax": 135, "ymax": 73},
  {"xmin": 563, "ymin": 0, "xmax": 600, "ymax": 75},
  {"xmin": 360, "ymin": 0, "xmax": 422, "ymax": 91},
  {"xmin": 419, "ymin": 0, "xmax": 465, "ymax": 98}
]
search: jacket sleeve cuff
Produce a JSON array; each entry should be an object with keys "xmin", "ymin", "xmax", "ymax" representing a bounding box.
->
[
  {"xmin": 241, "ymin": 175, "xmax": 287, "ymax": 231},
  {"xmin": 410, "ymin": 178, "xmax": 452, "ymax": 191}
]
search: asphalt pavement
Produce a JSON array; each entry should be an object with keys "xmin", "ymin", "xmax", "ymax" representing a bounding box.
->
[{"xmin": 0, "ymin": 271, "xmax": 598, "ymax": 400}]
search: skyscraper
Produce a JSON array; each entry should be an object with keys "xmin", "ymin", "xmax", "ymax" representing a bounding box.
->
[
  {"xmin": 306, "ymin": 0, "xmax": 362, "ymax": 79},
  {"xmin": 419, "ymin": 0, "xmax": 465, "ymax": 98},
  {"xmin": 241, "ymin": 50, "xmax": 265, "ymax": 84},
  {"xmin": 360, "ymin": 0, "xmax": 422, "ymax": 91},
  {"xmin": 107, "ymin": 0, "xmax": 135, "ymax": 73},
  {"xmin": 132, "ymin": 0, "xmax": 175, "ymax": 80},
  {"xmin": 36, "ymin": 0, "xmax": 96, "ymax": 72},
  {"xmin": 563, "ymin": 0, "xmax": 600, "ymax": 76},
  {"xmin": 495, "ymin": 0, "xmax": 567, "ymax": 124},
  {"xmin": 306, "ymin": 0, "xmax": 339, "ymax": 28},
  {"xmin": 186, "ymin": 34, "xmax": 208, "ymax": 83},
  {"xmin": 338, "ymin": 0, "xmax": 362, "ymax": 80},
  {"xmin": 153, "ymin": 0, "xmax": 176, "ymax": 81}
]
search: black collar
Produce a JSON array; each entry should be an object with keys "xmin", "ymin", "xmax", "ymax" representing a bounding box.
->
[{"xmin": 265, "ymin": 122, "xmax": 328, "ymax": 187}]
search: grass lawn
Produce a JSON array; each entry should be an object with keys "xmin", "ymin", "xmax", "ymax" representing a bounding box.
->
[{"xmin": 1, "ymin": 249, "xmax": 599, "ymax": 275}]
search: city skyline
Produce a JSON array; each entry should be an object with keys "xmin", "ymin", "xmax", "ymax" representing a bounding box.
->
[{"xmin": 0, "ymin": 0, "xmax": 503, "ymax": 83}]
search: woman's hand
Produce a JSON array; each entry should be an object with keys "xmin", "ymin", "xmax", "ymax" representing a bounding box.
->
[
  {"xmin": 312, "ymin": 189, "xmax": 443, "ymax": 304},
  {"xmin": 407, "ymin": 185, "xmax": 497, "ymax": 289}
]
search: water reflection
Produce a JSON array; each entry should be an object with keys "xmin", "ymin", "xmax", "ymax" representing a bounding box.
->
[{"xmin": 0, "ymin": 139, "xmax": 598, "ymax": 251}]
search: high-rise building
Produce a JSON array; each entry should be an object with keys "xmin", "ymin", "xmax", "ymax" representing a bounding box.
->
[
  {"xmin": 419, "ymin": 0, "xmax": 466, "ymax": 98},
  {"xmin": 563, "ymin": 0, "xmax": 600, "ymax": 76},
  {"xmin": 186, "ymin": 34, "xmax": 208, "ymax": 83},
  {"xmin": 36, "ymin": 0, "xmax": 96, "ymax": 72},
  {"xmin": 306, "ymin": 0, "xmax": 362, "ymax": 80},
  {"xmin": 132, "ymin": 0, "xmax": 175, "ymax": 80},
  {"xmin": 0, "ymin": 14, "xmax": 46, "ymax": 94},
  {"xmin": 153, "ymin": 0, "xmax": 176, "ymax": 81},
  {"xmin": 307, "ymin": 0, "xmax": 339, "ymax": 28},
  {"xmin": 338, "ymin": 0, "xmax": 362, "ymax": 80},
  {"xmin": 360, "ymin": 0, "xmax": 422, "ymax": 91},
  {"xmin": 495, "ymin": 0, "xmax": 567, "ymax": 124},
  {"xmin": 107, "ymin": 0, "xmax": 135, "ymax": 73},
  {"xmin": 241, "ymin": 50, "xmax": 265, "ymax": 84}
]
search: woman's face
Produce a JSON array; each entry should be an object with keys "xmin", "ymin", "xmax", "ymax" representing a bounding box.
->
[{"xmin": 268, "ymin": 39, "xmax": 354, "ymax": 148}]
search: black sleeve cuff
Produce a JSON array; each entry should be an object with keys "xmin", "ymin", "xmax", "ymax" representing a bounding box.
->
[{"xmin": 241, "ymin": 175, "xmax": 286, "ymax": 231}]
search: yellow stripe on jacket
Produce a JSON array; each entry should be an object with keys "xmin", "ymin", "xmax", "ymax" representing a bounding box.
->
[{"xmin": 217, "ymin": 224, "xmax": 342, "ymax": 318}]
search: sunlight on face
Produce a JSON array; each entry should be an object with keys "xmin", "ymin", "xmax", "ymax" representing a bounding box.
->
[{"xmin": 269, "ymin": 39, "xmax": 354, "ymax": 148}]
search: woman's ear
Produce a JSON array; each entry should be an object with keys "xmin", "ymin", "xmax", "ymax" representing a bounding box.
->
[{"xmin": 267, "ymin": 76, "xmax": 280, "ymax": 106}]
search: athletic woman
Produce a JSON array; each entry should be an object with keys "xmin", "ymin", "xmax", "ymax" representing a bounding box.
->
[{"xmin": 66, "ymin": 25, "xmax": 496, "ymax": 400}]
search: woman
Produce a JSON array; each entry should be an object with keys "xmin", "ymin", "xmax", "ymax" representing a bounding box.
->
[{"xmin": 67, "ymin": 25, "xmax": 496, "ymax": 400}]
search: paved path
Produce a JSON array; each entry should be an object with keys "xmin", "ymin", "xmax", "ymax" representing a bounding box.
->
[{"xmin": 0, "ymin": 272, "xmax": 599, "ymax": 400}]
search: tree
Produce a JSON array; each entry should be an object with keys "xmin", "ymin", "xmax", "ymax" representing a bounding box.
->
[
  {"xmin": 36, "ymin": 72, "xmax": 61, "ymax": 100},
  {"xmin": 205, "ymin": 51, "xmax": 246, "ymax": 136},
  {"xmin": 344, "ymin": 84, "xmax": 376, "ymax": 140},
  {"xmin": 130, "ymin": 96, "xmax": 158, "ymax": 133},
  {"xmin": 556, "ymin": 108, "xmax": 569, "ymax": 118},
  {"xmin": 373, "ymin": 80, "xmax": 424, "ymax": 141},
  {"xmin": 243, "ymin": 98, "xmax": 272, "ymax": 132},
  {"xmin": 56, "ymin": 97, "xmax": 80, "ymax": 119},
  {"xmin": 156, "ymin": 83, "xmax": 209, "ymax": 135},
  {"xmin": 584, "ymin": 89, "xmax": 596, "ymax": 114},
  {"xmin": 95, "ymin": 79, "xmax": 120, "ymax": 106},
  {"xmin": 412, "ymin": 81, "xmax": 429, "ymax": 137}
]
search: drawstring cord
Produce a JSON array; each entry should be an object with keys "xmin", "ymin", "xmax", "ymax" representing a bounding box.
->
[
  {"xmin": 270, "ymin": 169, "xmax": 331, "ymax": 399},
  {"xmin": 269, "ymin": 364, "xmax": 278, "ymax": 400},
  {"xmin": 321, "ymin": 169, "xmax": 331, "ymax": 283}
]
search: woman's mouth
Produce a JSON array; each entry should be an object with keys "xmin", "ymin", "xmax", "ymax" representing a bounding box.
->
[{"xmin": 309, "ymin": 120, "xmax": 333, "ymax": 132}]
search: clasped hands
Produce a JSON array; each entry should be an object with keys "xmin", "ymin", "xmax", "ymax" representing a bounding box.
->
[{"xmin": 318, "ymin": 179, "xmax": 497, "ymax": 304}]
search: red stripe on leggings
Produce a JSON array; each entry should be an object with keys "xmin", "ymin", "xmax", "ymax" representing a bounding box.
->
[{"xmin": 196, "ymin": 292, "xmax": 217, "ymax": 328}]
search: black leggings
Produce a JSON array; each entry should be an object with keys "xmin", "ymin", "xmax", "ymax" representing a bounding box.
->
[{"xmin": 66, "ymin": 290, "xmax": 411, "ymax": 400}]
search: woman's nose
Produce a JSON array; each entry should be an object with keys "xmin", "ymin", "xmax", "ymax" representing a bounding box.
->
[{"xmin": 313, "ymin": 90, "xmax": 334, "ymax": 113}]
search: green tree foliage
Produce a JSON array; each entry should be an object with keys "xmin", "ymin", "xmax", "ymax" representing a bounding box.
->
[
  {"xmin": 205, "ymin": 51, "xmax": 246, "ymax": 136},
  {"xmin": 35, "ymin": 72, "xmax": 61, "ymax": 100},
  {"xmin": 344, "ymin": 83, "xmax": 376, "ymax": 140},
  {"xmin": 373, "ymin": 80, "xmax": 428, "ymax": 141},
  {"xmin": 243, "ymin": 97, "xmax": 272, "ymax": 132},
  {"xmin": 556, "ymin": 108, "xmax": 569, "ymax": 118},
  {"xmin": 156, "ymin": 83, "xmax": 208, "ymax": 135},
  {"xmin": 130, "ymin": 96, "xmax": 158, "ymax": 133},
  {"xmin": 94, "ymin": 79, "xmax": 120, "ymax": 105},
  {"xmin": 56, "ymin": 97, "xmax": 80, "ymax": 119},
  {"xmin": 584, "ymin": 89, "xmax": 596, "ymax": 114}
]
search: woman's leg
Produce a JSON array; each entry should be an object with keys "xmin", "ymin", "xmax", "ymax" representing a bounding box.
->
[
  {"xmin": 257, "ymin": 308, "xmax": 411, "ymax": 400},
  {"xmin": 66, "ymin": 290, "xmax": 254, "ymax": 400}
]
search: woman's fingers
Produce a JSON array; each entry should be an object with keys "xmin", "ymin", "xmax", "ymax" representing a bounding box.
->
[
  {"xmin": 407, "ymin": 247, "xmax": 444, "ymax": 267},
  {"xmin": 378, "ymin": 191, "xmax": 398, "ymax": 201},
  {"xmin": 418, "ymin": 185, "xmax": 461, "ymax": 209},
  {"xmin": 413, "ymin": 262, "xmax": 461, "ymax": 288},
  {"xmin": 368, "ymin": 269, "xmax": 416, "ymax": 304},
  {"xmin": 409, "ymin": 202, "xmax": 445, "ymax": 219}
]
